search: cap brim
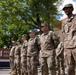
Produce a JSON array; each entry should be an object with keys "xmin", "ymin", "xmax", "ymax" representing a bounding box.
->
[{"xmin": 62, "ymin": 7, "xmax": 68, "ymax": 10}]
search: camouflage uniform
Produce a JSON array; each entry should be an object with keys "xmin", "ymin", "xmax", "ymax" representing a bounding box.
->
[
  {"xmin": 21, "ymin": 40, "xmax": 28, "ymax": 75},
  {"xmin": 39, "ymin": 31, "xmax": 59, "ymax": 75},
  {"xmin": 56, "ymin": 42, "xmax": 65, "ymax": 75},
  {"xmin": 14, "ymin": 45, "xmax": 21, "ymax": 75},
  {"xmin": 62, "ymin": 14, "xmax": 76, "ymax": 75},
  {"xmin": 27, "ymin": 36, "xmax": 39, "ymax": 75},
  {"xmin": 9, "ymin": 46, "xmax": 16, "ymax": 75}
]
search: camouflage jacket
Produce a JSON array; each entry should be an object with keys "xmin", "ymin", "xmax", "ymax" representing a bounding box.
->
[
  {"xmin": 9, "ymin": 46, "xmax": 16, "ymax": 57},
  {"xmin": 27, "ymin": 36, "xmax": 40, "ymax": 56},
  {"xmin": 39, "ymin": 31, "xmax": 59, "ymax": 57},
  {"xmin": 62, "ymin": 15, "xmax": 76, "ymax": 59},
  {"xmin": 14, "ymin": 45, "xmax": 21, "ymax": 58},
  {"xmin": 21, "ymin": 40, "xmax": 28, "ymax": 57},
  {"xmin": 62, "ymin": 15, "xmax": 76, "ymax": 49}
]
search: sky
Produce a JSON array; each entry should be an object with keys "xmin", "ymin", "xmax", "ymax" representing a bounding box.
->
[{"xmin": 57, "ymin": 0, "xmax": 76, "ymax": 20}]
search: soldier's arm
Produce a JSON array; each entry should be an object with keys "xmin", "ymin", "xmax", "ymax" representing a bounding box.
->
[
  {"xmin": 70, "ymin": 21, "xmax": 76, "ymax": 36},
  {"xmin": 22, "ymin": 41, "xmax": 28, "ymax": 48},
  {"xmin": 9, "ymin": 47, "xmax": 15, "ymax": 57},
  {"xmin": 36, "ymin": 35, "xmax": 41, "ymax": 51},
  {"xmin": 51, "ymin": 32, "xmax": 59, "ymax": 49}
]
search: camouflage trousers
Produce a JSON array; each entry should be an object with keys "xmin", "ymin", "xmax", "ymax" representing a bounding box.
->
[
  {"xmin": 64, "ymin": 49, "xmax": 76, "ymax": 75},
  {"xmin": 27, "ymin": 56, "xmax": 38, "ymax": 75},
  {"xmin": 10, "ymin": 57, "xmax": 15, "ymax": 75},
  {"xmin": 13, "ymin": 58, "xmax": 21, "ymax": 75},
  {"xmin": 21, "ymin": 58, "xmax": 27, "ymax": 75},
  {"xmin": 56, "ymin": 57, "xmax": 65, "ymax": 75},
  {"xmin": 39, "ymin": 56, "xmax": 56, "ymax": 75}
]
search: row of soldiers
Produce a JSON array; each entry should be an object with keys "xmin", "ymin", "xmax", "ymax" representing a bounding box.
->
[
  {"xmin": 9, "ymin": 3, "xmax": 76, "ymax": 75},
  {"xmin": 9, "ymin": 23, "xmax": 64, "ymax": 75},
  {"xmin": 9, "ymin": 30, "xmax": 40, "ymax": 75}
]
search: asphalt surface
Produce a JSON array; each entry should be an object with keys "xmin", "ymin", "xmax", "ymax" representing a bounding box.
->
[
  {"xmin": 0, "ymin": 67, "xmax": 41, "ymax": 75},
  {"xmin": 0, "ymin": 67, "xmax": 76, "ymax": 75},
  {"xmin": 0, "ymin": 68, "xmax": 10, "ymax": 75}
]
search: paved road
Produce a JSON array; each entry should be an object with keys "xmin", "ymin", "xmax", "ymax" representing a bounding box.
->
[
  {"xmin": 1, "ymin": 67, "xmax": 76, "ymax": 75},
  {"xmin": 0, "ymin": 68, "xmax": 41, "ymax": 75},
  {"xmin": 0, "ymin": 67, "xmax": 67, "ymax": 75},
  {"xmin": 0, "ymin": 68, "xmax": 10, "ymax": 75},
  {"xmin": 0, "ymin": 68, "xmax": 67, "ymax": 75}
]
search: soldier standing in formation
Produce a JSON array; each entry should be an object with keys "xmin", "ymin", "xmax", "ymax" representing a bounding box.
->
[
  {"xmin": 9, "ymin": 40, "xmax": 16, "ymax": 75},
  {"xmin": 27, "ymin": 30, "xmax": 39, "ymax": 75},
  {"xmin": 62, "ymin": 3, "xmax": 76, "ymax": 75},
  {"xmin": 39, "ymin": 23, "xmax": 59, "ymax": 75},
  {"xmin": 21, "ymin": 34, "xmax": 28, "ymax": 75},
  {"xmin": 14, "ymin": 39, "xmax": 21, "ymax": 75}
]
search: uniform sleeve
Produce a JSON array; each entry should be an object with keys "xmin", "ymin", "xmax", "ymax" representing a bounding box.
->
[
  {"xmin": 9, "ymin": 46, "xmax": 15, "ymax": 57},
  {"xmin": 62, "ymin": 23, "xmax": 65, "ymax": 33},
  {"xmin": 56, "ymin": 42, "xmax": 64, "ymax": 57},
  {"xmin": 71, "ymin": 20, "xmax": 76, "ymax": 33},
  {"xmin": 22, "ymin": 41, "xmax": 28, "ymax": 48},
  {"xmin": 36, "ymin": 35, "xmax": 40, "ymax": 45},
  {"xmin": 36, "ymin": 35, "xmax": 41, "ymax": 51},
  {"xmin": 51, "ymin": 32, "xmax": 59, "ymax": 49}
]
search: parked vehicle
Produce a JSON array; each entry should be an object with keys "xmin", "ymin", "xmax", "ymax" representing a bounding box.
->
[{"xmin": 0, "ymin": 48, "xmax": 10, "ymax": 67}]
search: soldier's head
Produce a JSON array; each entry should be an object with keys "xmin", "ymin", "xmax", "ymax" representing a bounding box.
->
[
  {"xmin": 22, "ymin": 34, "xmax": 27, "ymax": 41},
  {"xmin": 63, "ymin": 3, "xmax": 74, "ymax": 15},
  {"xmin": 12, "ymin": 40, "xmax": 16, "ymax": 46},
  {"xmin": 29, "ymin": 30, "xmax": 36, "ymax": 38},
  {"xmin": 41, "ymin": 23, "xmax": 49, "ymax": 33},
  {"xmin": 17, "ymin": 39, "xmax": 21, "ymax": 45}
]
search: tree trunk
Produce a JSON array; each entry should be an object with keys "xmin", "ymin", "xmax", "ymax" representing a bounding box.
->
[
  {"xmin": 36, "ymin": 13, "xmax": 42, "ymax": 33},
  {"xmin": 47, "ymin": 11, "xmax": 50, "ymax": 30}
]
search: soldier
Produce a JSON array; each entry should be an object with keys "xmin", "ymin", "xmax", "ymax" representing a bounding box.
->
[
  {"xmin": 39, "ymin": 23, "xmax": 59, "ymax": 75},
  {"xmin": 62, "ymin": 3, "xmax": 76, "ymax": 75},
  {"xmin": 9, "ymin": 40, "xmax": 16, "ymax": 75},
  {"xmin": 14, "ymin": 39, "xmax": 21, "ymax": 75},
  {"xmin": 21, "ymin": 34, "xmax": 28, "ymax": 75},
  {"xmin": 56, "ymin": 42, "xmax": 65, "ymax": 75},
  {"xmin": 27, "ymin": 30, "xmax": 40, "ymax": 75}
]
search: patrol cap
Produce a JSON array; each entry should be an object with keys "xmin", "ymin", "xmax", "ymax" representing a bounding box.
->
[
  {"xmin": 28, "ymin": 29, "xmax": 36, "ymax": 33},
  {"xmin": 63, "ymin": 3, "xmax": 74, "ymax": 10},
  {"xmin": 22, "ymin": 34, "xmax": 27, "ymax": 37},
  {"xmin": 41, "ymin": 22, "xmax": 48, "ymax": 27}
]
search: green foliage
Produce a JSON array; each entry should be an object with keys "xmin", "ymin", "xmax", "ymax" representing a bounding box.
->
[{"xmin": 0, "ymin": 0, "xmax": 62, "ymax": 47}]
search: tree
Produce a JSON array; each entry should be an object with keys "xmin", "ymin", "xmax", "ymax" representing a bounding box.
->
[
  {"xmin": 0, "ymin": 0, "xmax": 62, "ymax": 47},
  {"xmin": 26, "ymin": 0, "xmax": 62, "ymax": 28}
]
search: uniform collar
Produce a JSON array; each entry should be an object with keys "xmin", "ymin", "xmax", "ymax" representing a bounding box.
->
[
  {"xmin": 24, "ymin": 40, "xmax": 27, "ymax": 42},
  {"xmin": 67, "ymin": 15, "xmax": 75, "ymax": 22},
  {"xmin": 43, "ymin": 31, "xmax": 49, "ymax": 35},
  {"xmin": 30, "ymin": 37, "xmax": 34, "ymax": 40}
]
